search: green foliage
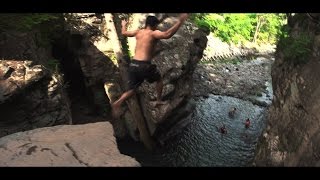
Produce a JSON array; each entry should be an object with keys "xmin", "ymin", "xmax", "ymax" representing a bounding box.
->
[
  {"xmin": 104, "ymin": 51, "xmax": 118, "ymax": 64},
  {"xmin": 0, "ymin": 13, "xmax": 60, "ymax": 32},
  {"xmin": 191, "ymin": 13, "xmax": 287, "ymax": 45},
  {"xmin": 279, "ymin": 32, "xmax": 312, "ymax": 65},
  {"xmin": 47, "ymin": 58, "xmax": 60, "ymax": 72},
  {"xmin": 112, "ymin": 13, "xmax": 132, "ymax": 59},
  {"xmin": 254, "ymin": 13, "xmax": 287, "ymax": 44},
  {"xmin": 0, "ymin": 13, "xmax": 64, "ymax": 48}
]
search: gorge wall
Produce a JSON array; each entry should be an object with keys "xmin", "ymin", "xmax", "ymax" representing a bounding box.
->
[
  {"xmin": 0, "ymin": 16, "xmax": 72, "ymax": 137},
  {"xmin": 254, "ymin": 13, "xmax": 320, "ymax": 166},
  {"xmin": 0, "ymin": 13, "xmax": 207, "ymax": 147}
]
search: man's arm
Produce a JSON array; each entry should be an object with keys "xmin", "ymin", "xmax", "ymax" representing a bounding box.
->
[
  {"xmin": 152, "ymin": 13, "xmax": 188, "ymax": 39},
  {"xmin": 121, "ymin": 20, "xmax": 138, "ymax": 37}
]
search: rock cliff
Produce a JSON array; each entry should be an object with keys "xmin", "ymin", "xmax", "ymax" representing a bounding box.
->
[
  {"xmin": 0, "ymin": 13, "xmax": 207, "ymax": 147},
  {"xmin": 254, "ymin": 13, "xmax": 320, "ymax": 166},
  {"xmin": 0, "ymin": 29, "xmax": 72, "ymax": 137}
]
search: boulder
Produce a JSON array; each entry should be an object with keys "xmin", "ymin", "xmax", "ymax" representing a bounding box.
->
[{"xmin": 0, "ymin": 122, "xmax": 140, "ymax": 167}]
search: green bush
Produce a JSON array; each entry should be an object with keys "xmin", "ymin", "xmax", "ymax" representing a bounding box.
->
[
  {"xmin": 0, "ymin": 13, "xmax": 64, "ymax": 48},
  {"xmin": 279, "ymin": 32, "xmax": 312, "ymax": 65},
  {"xmin": 191, "ymin": 13, "xmax": 287, "ymax": 45}
]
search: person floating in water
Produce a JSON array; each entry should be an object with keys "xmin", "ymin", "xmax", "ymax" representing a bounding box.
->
[
  {"xmin": 111, "ymin": 13, "xmax": 189, "ymax": 119},
  {"xmin": 228, "ymin": 107, "xmax": 236, "ymax": 118},
  {"xmin": 245, "ymin": 118, "xmax": 250, "ymax": 128},
  {"xmin": 220, "ymin": 124, "xmax": 227, "ymax": 134}
]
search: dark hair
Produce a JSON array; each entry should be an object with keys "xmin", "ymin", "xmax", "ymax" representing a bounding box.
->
[{"xmin": 145, "ymin": 15, "xmax": 160, "ymax": 28}]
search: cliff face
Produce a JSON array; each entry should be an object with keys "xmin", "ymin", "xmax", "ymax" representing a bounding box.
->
[
  {"xmin": 0, "ymin": 13, "xmax": 207, "ymax": 146},
  {"xmin": 254, "ymin": 13, "xmax": 320, "ymax": 166},
  {"xmin": 66, "ymin": 13, "xmax": 207, "ymax": 141},
  {"xmin": 0, "ymin": 14, "xmax": 140, "ymax": 165},
  {"xmin": 0, "ymin": 27, "xmax": 72, "ymax": 138}
]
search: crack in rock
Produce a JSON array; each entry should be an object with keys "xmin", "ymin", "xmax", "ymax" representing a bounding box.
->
[
  {"xmin": 41, "ymin": 148, "xmax": 58, "ymax": 157},
  {"xmin": 65, "ymin": 143, "xmax": 89, "ymax": 166},
  {"xmin": 26, "ymin": 145, "xmax": 37, "ymax": 155}
]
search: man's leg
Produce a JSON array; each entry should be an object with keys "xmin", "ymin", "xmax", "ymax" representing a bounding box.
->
[{"xmin": 111, "ymin": 89, "xmax": 135, "ymax": 118}]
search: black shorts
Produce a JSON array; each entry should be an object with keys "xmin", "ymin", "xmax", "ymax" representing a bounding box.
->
[{"xmin": 127, "ymin": 60, "xmax": 161, "ymax": 90}]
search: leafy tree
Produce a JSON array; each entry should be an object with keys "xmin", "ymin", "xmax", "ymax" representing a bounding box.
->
[
  {"xmin": 252, "ymin": 13, "xmax": 287, "ymax": 44},
  {"xmin": 191, "ymin": 13, "xmax": 287, "ymax": 45}
]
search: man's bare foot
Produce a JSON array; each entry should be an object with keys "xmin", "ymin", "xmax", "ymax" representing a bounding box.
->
[
  {"xmin": 150, "ymin": 100, "xmax": 168, "ymax": 107},
  {"xmin": 111, "ymin": 102, "xmax": 121, "ymax": 119}
]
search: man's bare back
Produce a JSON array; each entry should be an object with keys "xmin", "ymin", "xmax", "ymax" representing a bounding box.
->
[
  {"xmin": 121, "ymin": 13, "xmax": 188, "ymax": 61},
  {"xmin": 134, "ymin": 29, "xmax": 157, "ymax": 61}
]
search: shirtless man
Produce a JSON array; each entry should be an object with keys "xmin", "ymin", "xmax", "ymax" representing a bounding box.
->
[{"xmin": 111, "ymin": 13, "xmax": 188, "ymax": 118}]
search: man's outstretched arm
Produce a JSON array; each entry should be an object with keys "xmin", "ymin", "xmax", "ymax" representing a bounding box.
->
[
  {"xmin": 121, "ymin": 20, "xmax": 138, "ymax": 37},
  {"xmin": 152, "ymin": 13, "xmax": 188, "ymax": 39}
]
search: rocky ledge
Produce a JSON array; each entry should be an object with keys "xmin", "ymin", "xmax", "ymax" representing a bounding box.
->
[{"xmin": 0, "ymin": 122, "xmax": 140, "ymax": 167}]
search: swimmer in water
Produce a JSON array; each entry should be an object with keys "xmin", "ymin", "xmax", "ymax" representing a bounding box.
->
[
  {"xmin": 220, "ymin": 124, "xmax": 227, "ymax": 134},
  {"xmin": 245, "ymin": 118, "xmax": 250, "ymax": 128},
  {"xmin": 228, "ymin": 107, "xmax": 236, "ymax": 118}
]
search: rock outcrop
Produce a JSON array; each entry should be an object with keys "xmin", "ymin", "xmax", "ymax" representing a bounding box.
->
[
  {"xmin": 0, "ymin": 122, "xmax": 140, "ymax": 166},
  {"xmin": 122, "ymin": 14, "xmax": 208, "ymax": 141},
  {"xmin": 66, "ymin": 13, "xmax": 207, "ymax": 142},
  {"xmin": 59, "ymin": 13, "xmax": 117, "ymax": 116},
  {"xmin": 254, "ymin": 13, "xmax": 320, "ymax": 166},
  {"xmin": 0, "ymin": 16, "xmax": 72, "ymax": 138},
  {"xmin": 0, "ymin": 13, "xmax": 207, "ymax": 147},
  {"xmin": 61, "ymin": 13, "xmax": 127, "ymax": 137},
  {"xmin": 0, "ymin": 29, "xmax": 52, "ymax": 65},
  {"xmin": 0, "ymin": 60, "xmax": 71, "ymax": 138}
]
